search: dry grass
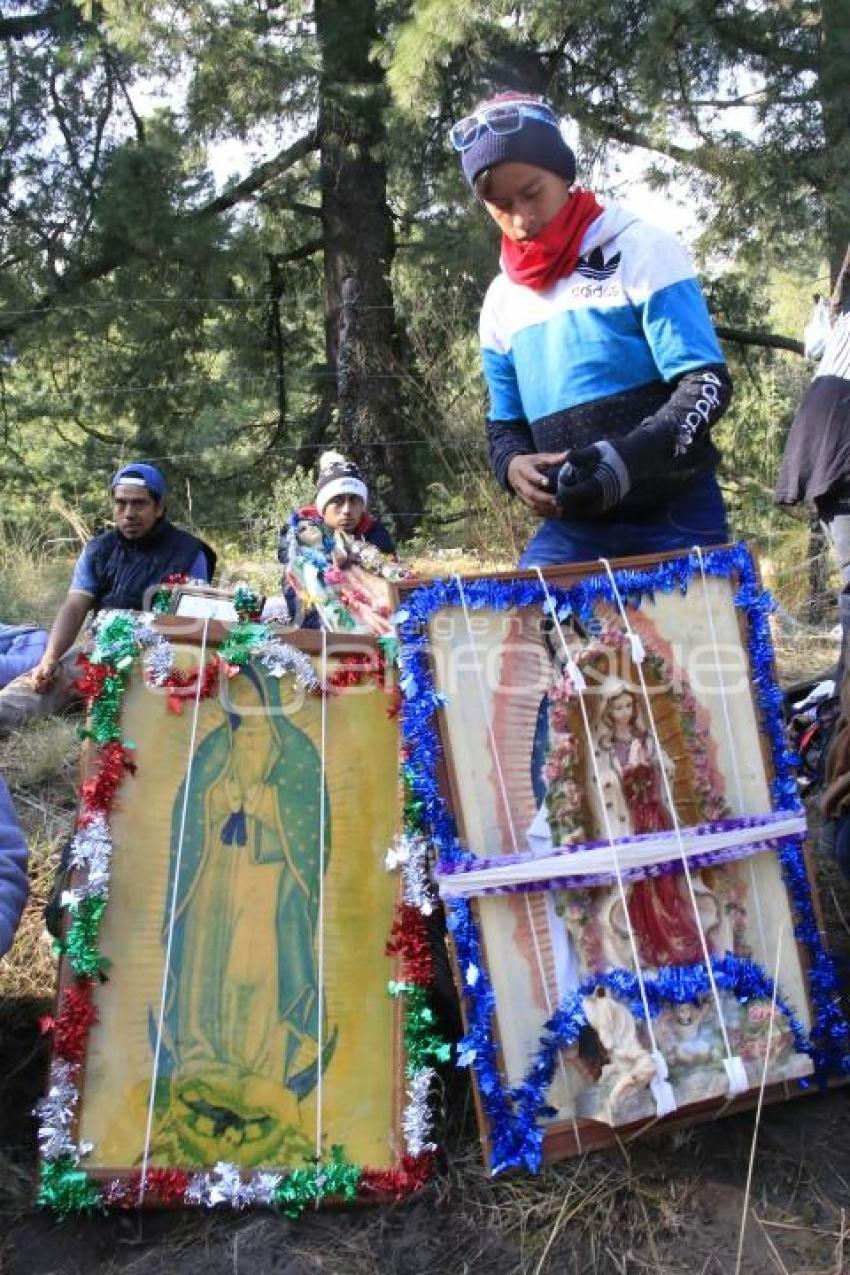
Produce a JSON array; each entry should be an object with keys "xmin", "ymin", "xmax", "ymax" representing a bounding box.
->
[
  {"xmin": 0, "ymin": 525, "xmax": 76, "ymax": 628},
  {"xmin": 407, "ymin": 545, "xmax": 518, "ymax": 578},
  {"xmin": 772, "ymin": 627, "xmax": 841, "ymax": 687},
  {"xmin": 0, "ymin": 717, "xmax": 80, "ymax": 1001}
]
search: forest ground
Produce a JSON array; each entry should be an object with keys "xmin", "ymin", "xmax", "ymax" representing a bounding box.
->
[{"xmin": 1, "ymin": 568, "xmax": 849, "ymax": 1274}]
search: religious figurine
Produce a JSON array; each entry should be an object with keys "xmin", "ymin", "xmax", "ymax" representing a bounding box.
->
[
  {"xmin": 536, "ymin": 676, "xmax": 725, "ymax": 973},
  {"xmin": 664, "ymin": 1002, "xmax": 718, "ymax": 1068},
  {"xmin": 580, "ymin": 986, "xmax": 657, "ymax": 1121}
]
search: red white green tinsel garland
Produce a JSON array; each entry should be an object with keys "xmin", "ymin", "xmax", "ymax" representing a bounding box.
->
[
  {"xmin": 385, "ymin": 829, "xmax": 449, "ymax": 1157},
  {"xmin": 38, "ymin": 609, "xmax": 442, "ymax": 1215}
]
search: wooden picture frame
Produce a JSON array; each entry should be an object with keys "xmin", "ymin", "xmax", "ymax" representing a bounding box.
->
[
  {"xmin": 39, "ymin": 617, "xmax": 439, "ymax": 1213},
  {"xmin": 394, "ymin": 544, "xmax": 849, "ymax": 1171}
]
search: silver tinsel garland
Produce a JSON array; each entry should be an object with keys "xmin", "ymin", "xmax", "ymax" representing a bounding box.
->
[
  {"xmin": 62, "ymin": 812, "xmax": 112, "ymax": 906},
  {"xmin": 35, "ymin": 1061, "xmax": 90, "ymax": 1162},
  {"xmin": 385, "ymin": 831, "xmax": 437, "ymax": 916},
  {"xmin": 402, "ymin": 1067, "xmax": 437, "ymax": 1157},
  {"xmin": 140, "ymin": 633, "xmax": 176, "ymax": 685},
  {"xmin": 253, "ymin": 637, "xmax": 321, "ymax": 691},
  {"xmin": 185, "ymin": 1162, "xmax": 282, "ymax": 1209},
  {"xmin": 385, "ymin": 833, "xmax": 440, "ymax": 1160}
]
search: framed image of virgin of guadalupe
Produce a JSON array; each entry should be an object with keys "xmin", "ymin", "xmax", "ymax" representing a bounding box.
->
[
  {"xmin": 39, "ymin": 615, "xmax": 441, "ymax": 1214},
  {"xmin": 394, "ymin": 544, "xmax": 850, "ymax": 1172}
]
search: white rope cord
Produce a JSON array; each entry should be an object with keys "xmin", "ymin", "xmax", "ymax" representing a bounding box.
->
[
  {"xmin": 533, "ymin": 567, "xmax": 676, "ymax": 1119},
  {"xmin": 453, "ymin": 575, "xmax": 578, "ymax": 1141},
  {"xmin": 139, "ymin": 618, "xmax": 211, "ymax": 1205},
  {"xmin": 315, "ymin": 628, "xmax": 328, "ymax": 1181},
  {"xmin": 692, "ymin": 545, "xmax": 769, "ymax": 960},
  {"xmin": 691, "ymin": 547, "xmax": 749, "ymax": 812},
  {"xmin": 734, "ymin": 923, "xmax": 785, "ymax": 1275},
  {"xmin": 599, "ymin": 558, "xmax": 747, "ymax": 1096}
]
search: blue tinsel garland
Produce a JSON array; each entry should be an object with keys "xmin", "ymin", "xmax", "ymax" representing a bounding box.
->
[{"xmin": 396, "ymin": 544, "xmax": 850, "ymax": 1173}]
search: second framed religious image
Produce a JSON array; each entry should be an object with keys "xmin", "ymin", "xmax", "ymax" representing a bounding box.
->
[{"xmin": 396, "ymin": 544, "xmax": 848, "ymax": 1168}]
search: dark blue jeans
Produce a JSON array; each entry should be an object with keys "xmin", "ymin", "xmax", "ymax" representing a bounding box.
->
[{"xmin": 518, "ymin": 475, "xmax": 729, "ymax": 569}]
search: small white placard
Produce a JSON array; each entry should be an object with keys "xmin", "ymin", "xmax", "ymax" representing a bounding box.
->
[{"xmin": 173, "ymin": 594, "xmax": 238, "ymax": 622}]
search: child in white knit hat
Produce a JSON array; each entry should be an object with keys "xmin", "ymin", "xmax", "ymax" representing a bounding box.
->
[
  {"xmin": 275, "ymin": 451, "xmax": 398, "ymax": 629},
  {"xmin": 312, "ymin": 451, "xmax": 396, "ymax": 549}
]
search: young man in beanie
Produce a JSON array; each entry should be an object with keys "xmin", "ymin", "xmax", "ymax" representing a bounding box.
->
[
  {"xmin": 0, "ymin": 463, "xmax": 216, "ymax": 729},
  {"xmin": 312, "ymin": 451, "xmax": 396, "ymax": 551},
  {"xmin": 452, "ymin": 92, "xmax": 733, "ymax": 567}
]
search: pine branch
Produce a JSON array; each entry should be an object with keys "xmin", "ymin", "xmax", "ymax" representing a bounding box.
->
[
  {"xmin": 0, "ymin": 132, "xmax": 320, "ymax": 340},
  {"xmin": 272, "ymin": 237, "xmax": 324, "ymax": 265},
  {"xmin": 567, "ymin": 106, "xmax": 702, "ymax": 167},
  {"xmin": 715, "ymin": 325, "xmax": 805, "ymax": 356},
  {"xmin": 0, "ymin": 4, "xmax": 80, "ymax": 41},
  {"xmin": 200, "ymin": 132, "xmax": 318, "ymax": 218},
  {"xmin": 711, "ymin": 15, "xmax": 817, "ymax": 74}
]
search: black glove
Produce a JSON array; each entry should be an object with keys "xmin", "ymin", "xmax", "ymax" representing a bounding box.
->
[{"xmin": 555, "ymin": 442, "xmax": 631, "ymax": 516}]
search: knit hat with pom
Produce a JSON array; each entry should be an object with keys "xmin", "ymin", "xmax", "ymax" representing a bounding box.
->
[{"xmin": 315, "ymin": 451, "xmax": 369, "ymax": 515}]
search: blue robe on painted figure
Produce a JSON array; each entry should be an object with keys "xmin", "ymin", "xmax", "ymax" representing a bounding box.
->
[{"xmin": 158, "ymin": 666, "xmax": 335, "ymax": 1103}]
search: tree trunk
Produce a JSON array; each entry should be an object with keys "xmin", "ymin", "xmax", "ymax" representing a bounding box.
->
[
  {"xmin": 820, "ymin": 0, "xmax": 850, "ymax": 288},
  {"xmin": 315, "ymin": 0, "xmax": 422, "ymax": 537},
  {"xmin": 266, "ymin": 253, "xmax": 287, "ymax": 440}
]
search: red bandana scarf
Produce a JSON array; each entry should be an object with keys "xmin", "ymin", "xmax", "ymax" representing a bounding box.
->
[{"xmin": 500, "ymin": 189, "xmax": 604, "ymax": 291}]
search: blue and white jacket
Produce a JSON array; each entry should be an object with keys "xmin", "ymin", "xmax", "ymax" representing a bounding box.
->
[{"xmin": 480, "ymin": 204, "xmax": 732, "ymax": 515}]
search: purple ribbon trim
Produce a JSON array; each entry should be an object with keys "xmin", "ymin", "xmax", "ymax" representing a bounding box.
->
[
  {"xmin": 436, "ymin": 811, "xmax": 808, "ymax": 900},
  {"xmin": 439, "ymin": 834, "xmax": 804, "ymax": 899}
]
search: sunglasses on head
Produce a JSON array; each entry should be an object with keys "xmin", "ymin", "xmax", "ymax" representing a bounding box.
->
[{"xmin": 450, "ymin": 100, "xmax": 560, "ymax": 152}]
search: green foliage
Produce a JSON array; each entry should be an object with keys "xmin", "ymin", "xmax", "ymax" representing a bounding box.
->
[
  {"xmin": 0, "ymin": 0, "xmax": 846, "ymax": 571},
  {"xmin": 387, "ymin": 0, "xmax": 848, "ymax": 276},
  {"xmin": 239, "ymin": 466, "xmax": 316, "ymax": 559}
]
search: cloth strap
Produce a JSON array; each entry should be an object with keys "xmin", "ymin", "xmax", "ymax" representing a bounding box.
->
[
  {"xmin": 436, "ymin": 810, "xmax": 807, "ymax": 899},
  {"xmin": 453, "ymin": 575, "xmax": 581, "ymax": 1146},
  {"xmin": 139, "ymin": 618, "xmax": 211, "ymax": 1204},
  {"xmin": 598, "ymin": 557, "xmax": 747, "ymax": 1097}
]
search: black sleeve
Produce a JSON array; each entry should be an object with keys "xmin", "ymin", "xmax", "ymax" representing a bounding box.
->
[
  {"xmin": 487, "ymin": 417, "xmax": 536, "ymax": 490},
  {"xmin": 614, "ymin": 363, "xmax": 733, "ymax": 484},
  {"xmin": 199, "ymin": 540, "xmax": 218, "ymax": 582},
  {"xmin": 367, "ymin": 521, "xmax": 397, "ymax": 556}
]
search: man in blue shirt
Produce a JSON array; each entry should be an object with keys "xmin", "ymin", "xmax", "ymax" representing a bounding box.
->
[{"xmin": 0, "ymin": 463, "xmax": 215, "ymax": 729}]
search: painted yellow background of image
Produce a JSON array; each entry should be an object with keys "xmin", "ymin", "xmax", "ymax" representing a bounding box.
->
[{"xmin": 77, "ymin": 649, "xmax": 400, "ymax": 1171}]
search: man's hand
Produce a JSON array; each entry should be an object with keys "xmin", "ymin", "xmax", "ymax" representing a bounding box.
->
[
  {"xmin": 30, "ymin": 655, "xmax": 59, "ymax": 693},
  {"xmin": 507, "ymin": 452, "xmax": 568, "ymax": 516},
  {"xmin": 555, "ymin": 442, "xmax": 631, "ymax": 517},
  {"xmin": 29, "ymin": 591, "xmax": 93, "ymax": 694}
]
